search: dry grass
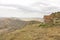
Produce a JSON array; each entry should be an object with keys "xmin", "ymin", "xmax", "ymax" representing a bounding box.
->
[{"xmin": 0, "ymin": 23, "xmax": 60, "ymax": 40}]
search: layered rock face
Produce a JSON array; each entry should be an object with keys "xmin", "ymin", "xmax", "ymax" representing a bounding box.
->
[{"xmin": 44, "ymin": 12, "xmax": 60, "ymax": 25}]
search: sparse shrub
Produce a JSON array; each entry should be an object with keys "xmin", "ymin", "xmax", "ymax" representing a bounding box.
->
[
  {"xmin": 39, "ymin": 22, "xmax": 55, "ymax": 28},
  {"xmin": 39, "ymin": 23, "xmax": 48, "ymax": 27},
  {"xmin": 21, "ymin": 30, "xmax": 26, "ymax": 32}
]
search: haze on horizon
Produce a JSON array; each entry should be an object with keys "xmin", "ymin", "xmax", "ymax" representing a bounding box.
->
[{"xmin": 0, "ymin": 0, "xmax": 60, "ymax": 18}]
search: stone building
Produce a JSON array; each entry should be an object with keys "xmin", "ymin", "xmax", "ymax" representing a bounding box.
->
[{"xmin": 44, "ymin": 12, "xmax": 60, "ymax": 25}]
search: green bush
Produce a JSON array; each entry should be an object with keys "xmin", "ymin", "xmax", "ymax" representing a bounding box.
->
[{"xmin": 39, "ymin": 23, "xmax": 55, "ymax": 28}]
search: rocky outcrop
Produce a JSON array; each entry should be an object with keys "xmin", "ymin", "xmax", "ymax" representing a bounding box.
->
[{"xmin": 44, "ymin": 12, "xmax": 60, "ymax": 25}]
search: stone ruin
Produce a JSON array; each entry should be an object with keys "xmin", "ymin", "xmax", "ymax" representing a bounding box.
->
[{"xmin": 44, "ymin": 12, "xmax": 60, "ymax": 25}]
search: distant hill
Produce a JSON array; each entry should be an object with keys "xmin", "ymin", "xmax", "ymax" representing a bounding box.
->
[
  {"xmin": 0, "ymin": 18, "xmax": 41, "ymax": 33},
  {"xmin": 0, "ymin": 18, "xmax": 29, "ymax": 33},
  {"xmin": 20, "ymin": 18, "xmax": 44, "ymax": 22}
]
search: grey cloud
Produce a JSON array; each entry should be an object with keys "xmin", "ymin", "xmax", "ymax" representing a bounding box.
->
[
  {"xmin": 0, "ymin": 4, "xmax": 42, "ymax": 13},
  {"xmin": 0, "ymin": 4, "xmax": 52, "ymax": 16},
  {"xmin": 0, "ymin": 4, "xmax": 52, "ymax": 13},
  {"xmin": 0, "ymin": 3, "xmax": 60, "ymax": 18},
  {"xmin": 31, "ymin": 1, "xmax": 60, "ymax": 14}
]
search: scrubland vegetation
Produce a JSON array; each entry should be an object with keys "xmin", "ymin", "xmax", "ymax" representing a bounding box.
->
[{"xmin": 0, "ymin": 22, "xmax": 60, "ymax": 40}]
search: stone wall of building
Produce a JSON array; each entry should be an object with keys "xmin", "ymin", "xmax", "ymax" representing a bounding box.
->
[
  {"xmin": 44, "ymin": 15, "xmax": 53, "ymax": 24},
  {"xmin": 44, "ymin": 12, "xmax": 60, "ymax": 25}
]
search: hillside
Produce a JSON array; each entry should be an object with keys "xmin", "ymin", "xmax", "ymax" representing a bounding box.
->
[{"xmin": 0, "ymin": 23, "xmax": 60, "ymax": 40}]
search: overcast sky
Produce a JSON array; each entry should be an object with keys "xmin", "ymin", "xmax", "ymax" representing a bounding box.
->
[{"xmin": 0, "ymin": 0, "xmax": 60, "ymax": 18}]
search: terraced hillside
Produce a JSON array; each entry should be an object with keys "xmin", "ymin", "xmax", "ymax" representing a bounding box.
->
[{"xmin": 0, "ymin": 18, "xmax": 30, "ymax": 33}]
